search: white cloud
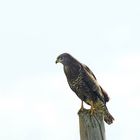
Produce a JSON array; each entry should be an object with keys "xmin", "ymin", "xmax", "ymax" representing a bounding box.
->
[
  {"xmin": 0, "ymin": 97, "xmax": 25, "ymax": 112},
  {"xmin": 104, "ymin": 24, "xmax": 131, "ymax": 42}
]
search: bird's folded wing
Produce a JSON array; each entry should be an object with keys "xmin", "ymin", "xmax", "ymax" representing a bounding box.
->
[{"xmin": 81, "ymin": 64, "xmax": 105, "ymax": 103}]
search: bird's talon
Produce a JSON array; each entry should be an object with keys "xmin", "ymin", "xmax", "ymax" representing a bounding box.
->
[
  {"xmin": 79, "ymin": 107, "xmax": 84, "ymax": 112},
  {"xmin": 89, "ymin": 108, "xmax": 95, "ymax": 115}
]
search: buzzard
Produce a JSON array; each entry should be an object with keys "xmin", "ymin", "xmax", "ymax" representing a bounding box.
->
[{"xmin": 56, "ymin": 53, "xmax": 114, "ymax": 124}]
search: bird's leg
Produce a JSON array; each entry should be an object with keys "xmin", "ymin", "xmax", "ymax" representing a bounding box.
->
[
  {"xmin": 80, "ymin": 101, "xmax": 84, "ymax": 111},
  {"xmin": 79, "ymin": 101, "xmax": 84, "ymax": 112}
]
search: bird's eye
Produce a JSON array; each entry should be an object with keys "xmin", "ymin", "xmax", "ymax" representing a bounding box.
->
[{"xmin": 59, "ymin": 57, "xmax": 63, "ymax": 60}]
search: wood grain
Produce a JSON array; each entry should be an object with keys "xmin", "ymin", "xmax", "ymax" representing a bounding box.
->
[{"xmin": 78, "ymin": 109, "xmax": 106, "ymax": 140}]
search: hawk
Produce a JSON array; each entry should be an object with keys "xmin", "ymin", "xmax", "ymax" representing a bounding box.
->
[{"xmin": 56, "ymin": 53, "xmax": 114, "ymax": 124}]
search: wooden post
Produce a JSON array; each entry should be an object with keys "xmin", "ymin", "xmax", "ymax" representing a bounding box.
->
[{"xmin": 78, "ymin": 109, "xmax": 106, "ymax": 140}]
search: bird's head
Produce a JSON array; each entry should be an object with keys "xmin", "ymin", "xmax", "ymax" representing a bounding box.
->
[{"xmin": 55, "ymin": 53, "xmax": 73, "ymax": 65}]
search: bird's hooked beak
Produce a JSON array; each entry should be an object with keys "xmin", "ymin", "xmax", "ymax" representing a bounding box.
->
[
  {"xmin": 55, "ymin": 56, "xmax": 63, "ymax": 64},
  {"xmin": 55, "ymin": 59, "xmax": 59, "ymax": 64},
  {"xmin": 55, "ymin": 58, "xmax": 61, "ymax": 64}
]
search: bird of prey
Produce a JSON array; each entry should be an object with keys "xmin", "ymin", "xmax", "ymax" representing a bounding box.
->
[{"xmin": 56, "ymin": 53, "xmax": 114, "ymax": 124}]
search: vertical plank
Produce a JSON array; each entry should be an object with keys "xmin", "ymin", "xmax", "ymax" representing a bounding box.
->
[{"xmin": 78, "ymin": 109, "xmax": 106, "ymax": 140}]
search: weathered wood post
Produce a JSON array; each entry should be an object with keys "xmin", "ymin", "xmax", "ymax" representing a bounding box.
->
[{"xmin": 78, "ymin": 109, "xmax": 106, "ymax": 140}]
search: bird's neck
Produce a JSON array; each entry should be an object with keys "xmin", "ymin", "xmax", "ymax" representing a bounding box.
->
[{"xmin": 64, "ymin": 63, "xmax": 81, "ymax": 81}]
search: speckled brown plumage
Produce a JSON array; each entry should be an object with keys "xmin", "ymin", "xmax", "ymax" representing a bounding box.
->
[{"xmin": 56, "ymin": 53, "xmax": 114, "ymax": 124}]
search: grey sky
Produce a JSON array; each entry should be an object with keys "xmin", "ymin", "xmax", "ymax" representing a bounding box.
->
[{"xmin": 0, "ymin": 0, "xmax": 140, "ymax": 140}]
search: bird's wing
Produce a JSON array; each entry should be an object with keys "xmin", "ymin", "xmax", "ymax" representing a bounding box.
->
[
  {"xmin": 100, "ymin": 86, "xmax": 109, "ymax": 102},
  {"xmin": 82, "ymin": 64, "xmax": 97, "ymax": 80},
  {"xmin": 81, "ymin": 64, "xmax": 109, "ymax": 103}
]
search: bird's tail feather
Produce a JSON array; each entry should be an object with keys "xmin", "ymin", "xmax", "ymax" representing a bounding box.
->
[
  {"xmin": 94, "ymin": 101, "xmax": 114, "ymax": 125},
  {"xmin": 104, "ymin": 111, "xmax": 114, "ymax": 125},
  {"xmin": 93, "ymin": 100, "xmax": 114, "ymax": 124}
]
